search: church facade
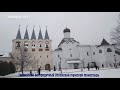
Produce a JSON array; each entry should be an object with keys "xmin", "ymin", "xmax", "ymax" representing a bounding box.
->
[
  {"xmin": 12, "ymin": 26, "xmax": 120, "ymax": 72},
  {"xmin": 53, "ymin": 28, "xmax": 120, "ymax": 70},
  {"xmin": 12, "ymin": 26, "xmax": 53, "ymax": 71}
]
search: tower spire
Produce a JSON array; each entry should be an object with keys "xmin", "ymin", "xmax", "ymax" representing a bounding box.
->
[
  {"xmin": 31, "ymin": 25, "xmax": 36, "ymax": 39},
  {"xmin": 38, "ymin": 25, "xmax": 43, "ymax": 40},
  {"xmin": 24, "ymin": 25, "xmax": 29, "ymax": 39},
  {"xmin": 44, "ymin": 26, "xmax": 49, "ymax": 39},
  {"xmin": 16, "ymin": 25, "xmax": 22, "ymax": 39},
  {"xmin": 101, "ymin": 38, "xmax": 109, "ymax": 45}
]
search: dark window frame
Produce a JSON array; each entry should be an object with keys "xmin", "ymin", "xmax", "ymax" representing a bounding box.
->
[
  {"xmin": 87, "ymin": 52, "xmax": 89, "ymax": 56},
  {"xmin": 99, "ymin": 49, "xmax": 102, "ymax": 53},
  {"xmin": 32, "ymin": 48, "xmax": 35, "ymax": 51},
  {"xmin": 107, "ymin": 48, "xmax": 112, "ymax": 52}
]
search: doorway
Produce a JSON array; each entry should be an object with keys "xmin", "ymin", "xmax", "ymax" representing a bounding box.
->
[
  {"xmin": 45, "ymin": 64, "xmax": 51, "ymax": 70},
  {"xmin": 74, "ymin": 63, "xmax": 79, "ymax": 69}
]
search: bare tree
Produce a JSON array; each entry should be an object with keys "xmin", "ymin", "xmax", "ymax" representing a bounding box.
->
[
  {"xmin": 111, "ymin": 14, "xmax": 120, "ymax": 44},
  {"xmin": 12, "ymin": 45, "xmax": 35, "ymax": 74}
]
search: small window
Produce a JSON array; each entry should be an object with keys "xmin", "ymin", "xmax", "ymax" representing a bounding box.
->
[
  {"xmin": 93, "ymin": 52, "xmax": 95, "ymax": 55},
  {"xmin": 24, "ymin": 48, "xmax": 28, "ymax": 52},
  {"xmin": 46, "ymin": 45, "xmax": 49, "ymax": 48},
  {"xmin": 102, "ymin": 64, "xmax": 104, "ymax": 68},
  {"xmin": 32, "ymin": 42, "xmax": 35, "ymax": 47},
  {"xmin": 40, "ymin": 44, "xmax": 42, "ymax": 47},
  {"xmin": 70, "ymin": 54, "xmax": 72, "ymax": 57},
  {"xmin": 24, "ymin": 42, "xmax": 28, "ymax": 47},
  {"xmin": 70, "ymin": 49, "xmax": 71, "ymax": 50},
  {"xmin": 87, "ymin": 52, "xmax": 89, "ymax": 56},
  {"xmin": 58, "ymin": 55, "xmax": 59, "ymax": 58},
  {"xmin": 16, "ymin": 42, "xmax": 20, "ymax": 48},
  {"xmin": 32, "ymin": 48, "xmax": 35, "ymax": 51},
  {"xmin": 39, "ymin": 49, "xmax": 43, "ymax": 51},
  {"xmin": 40, "ymin": 56, "xmax": 41, "ymax": 58},
  {"xmin": 107, "ymin": 48, "xmax": 112, "ymax": 52},
  {"xmin": 45, "ymin": 48, "xmax": 49, "ymax": 51},
  {"xmin": 47, "ymin": 55, "xmax": 48, "ymax": 58},
  {"xmin": 99, "ymin": 49, "xmax": 102, "ymax": 53}
]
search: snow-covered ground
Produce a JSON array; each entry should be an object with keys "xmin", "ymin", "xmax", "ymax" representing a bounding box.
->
[{"xmin": 2, "ymin": 68, "xmax": 120, "ymax": 78}]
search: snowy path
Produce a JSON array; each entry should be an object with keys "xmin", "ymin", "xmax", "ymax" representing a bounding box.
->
[{"xmin": 2, "ymin": 68, "xmax": 120, "ymax": 78}]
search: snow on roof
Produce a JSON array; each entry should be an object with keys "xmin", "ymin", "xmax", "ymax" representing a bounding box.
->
[
  {"xmin": 58, "ymin": 38, "xmax": 79, "ymax": 47},
  {"xmin": 66, "ymin": 59, "xmax": 81, "ymax": 63},
  {"xmin": 0, "ymin": 53, "xmax": 11, "ymax": 57},
  {"xmin": 54, "ymin": 48, "xmax": 62, "ymax": 51}
]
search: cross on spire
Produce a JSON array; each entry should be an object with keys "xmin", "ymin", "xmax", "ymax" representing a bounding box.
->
[{"xmin": 19, "ymin": 25, "xmax": 21, "ymax": 30}]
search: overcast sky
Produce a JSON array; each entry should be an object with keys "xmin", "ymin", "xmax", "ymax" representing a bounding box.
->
[{"xmin": 0, "ymin": 12, "xmax": 119, "ymax": 53}]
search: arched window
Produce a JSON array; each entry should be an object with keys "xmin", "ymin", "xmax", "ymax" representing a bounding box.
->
[
  {"xmin": 32, "ymin": 41, "xmax": 35, "ymax": 47},
  {"xmin": 70, "ymin": 54, "xmax": 72, "ymax": 57},
  {"xmin": 38, "ymin": 41, "xmax": 43, "ymax": 48},
  {"xmin": 40, "ymin": 44, "xmax": 42, "ymax": 47},
  {"xmin": 93, "ymin": 52, "xmax": 95, "ymax": 55},
  {"xmin": 87, "ymin": 52, "xmax": 89, "ymax": 56},
  {"xmin": 24, "ymin": 41, "xmax": 28, "ymax": 47},
  {"xmin": 38, "ymin": 42, "xmax": 43, "ymax": 51},
  {"xmin": 32, "ymin": 42, "xmax": 35, "ymax": 51},
  {"xmin": 24, "ymin": 42, "xmax": 28, "ymax": 52},
  {"xmin": 99, "ymin": 49, "xmax": 102, "ymax": 53},
  {"xmin": 46, "ymin": 44, "xmax": 49, "ymax": 48},
  {"xmin": 16, "ymin": 41, "xmax": 20, "ymax": 48},
  {"xmin": 107, "ymin": 48, "xmax": 112, "ymax": 52},
  {"xmin": 45, "ymin": 44, "xmax": 49, "ymax": 51}
]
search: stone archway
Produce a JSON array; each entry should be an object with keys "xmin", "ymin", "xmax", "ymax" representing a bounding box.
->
[{"xmin": 45, "ymin": 64, "xmax": 51, "ymax": 70}]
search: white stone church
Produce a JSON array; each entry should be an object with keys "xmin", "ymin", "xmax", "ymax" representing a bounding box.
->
[
  {"xmin": 53, "ymin": 28, "xmax": 120, "ymax": 70},
  {"xmin": 11, "ymin": 26, "xmax": 120, "ymax": 71}
]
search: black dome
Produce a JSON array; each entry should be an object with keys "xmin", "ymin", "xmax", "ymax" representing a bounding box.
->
[{"xmin": 63, "ymin": 27, "xmax": 70, "ymax": 33}]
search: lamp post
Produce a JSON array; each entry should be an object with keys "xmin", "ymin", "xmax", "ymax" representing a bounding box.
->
[
  {"xmin": 114, "ymin": 55, "xmax": 117, "ymax": 69},
  {"xmin": 82, "ymin": 59, "xmax": 84, "ymax": 69},
  {"xmin": 59, "ymin": 57, "xmax": 62, "ymax": 74},
  {"xmin": 37, "ymin": 60, "xmax": 39, "ymax": 70},
  {"xmin": 81, "ymin": 59, "xmax": 84, "ymax": 71}
]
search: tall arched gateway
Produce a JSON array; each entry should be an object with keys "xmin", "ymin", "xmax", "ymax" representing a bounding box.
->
[{"xmin": 45, "ymin": 64, "xmax": 51, "ymax": 70}]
